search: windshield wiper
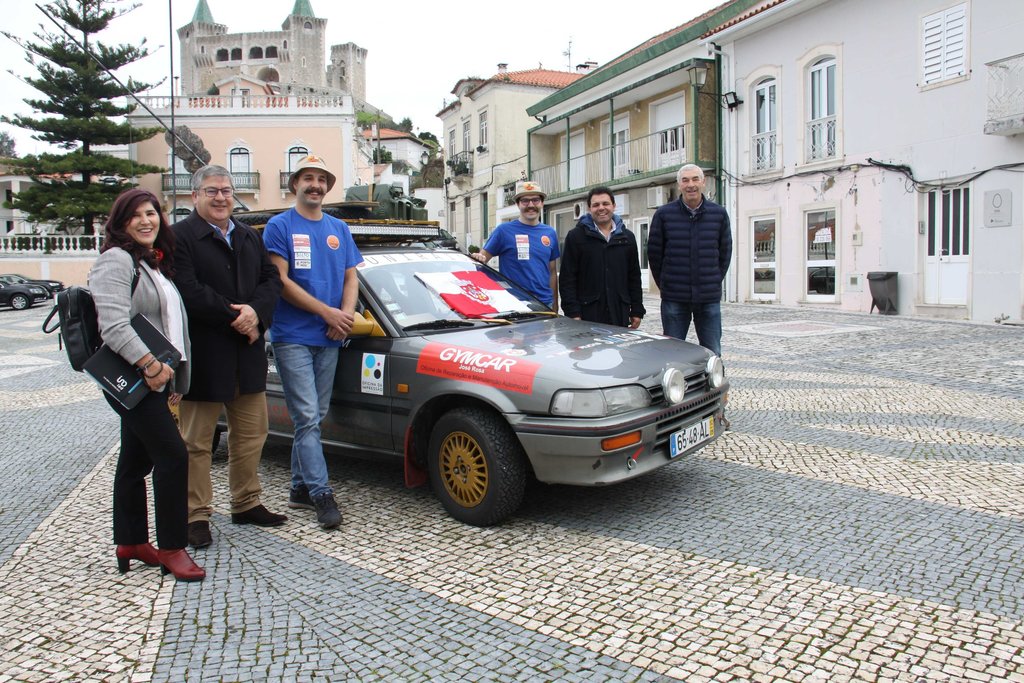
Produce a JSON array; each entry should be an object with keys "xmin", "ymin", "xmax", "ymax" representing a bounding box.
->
[
  {"xmin": 488, "ymin": 310, "xmax": 556, "ymax": 321},
  {"xmin": 403, "ymin": 319, "xmax": 476, "ymax": 331}
]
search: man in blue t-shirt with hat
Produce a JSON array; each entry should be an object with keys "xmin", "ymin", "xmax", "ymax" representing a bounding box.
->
[
  {"xmin": 472, "ymin": 180, "xmax": 560, "ymax": 310},
  {"xmin": 263, "ymin": 154, "xmax": 363, "ymax": 529}
]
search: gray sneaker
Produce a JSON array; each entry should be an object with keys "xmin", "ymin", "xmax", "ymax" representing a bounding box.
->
[
  {"xmin": 312, "ymin": 492, "xmax": 342, "ymax": 529},
  {"xmin": 288, "ymin": 484, "xmax": 314, "ymax": 510}
]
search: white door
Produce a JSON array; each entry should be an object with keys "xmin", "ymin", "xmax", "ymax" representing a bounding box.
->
[
  {"xmin": 751, "ymin": 217, "xmax": 777, "ymax": 301},
  {"xmin": 568, "ymin": 132, "xmax": 586, "ymax": 190},
  {"xmin": 924, "ymin": 188, "xmax": 970, "ymax": 305},
  {"xmin": 601, "ymin": 116, "xmax": 630, "ymax": 180},
  {"xmin": 651, "ymin": 97, "xmax": 685, "ymax": 170},
  {"xmin": 634, "ymin": 217, "xmax": 651, "ymax": 290}
]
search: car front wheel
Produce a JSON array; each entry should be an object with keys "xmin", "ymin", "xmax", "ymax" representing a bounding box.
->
[
  {"xmin": 10, "ymin": 293, "xmax": 30, "ymax": 310},
  {"xmin": 427, "ymin": 406, "xmax": 527, "ymax": 526}
]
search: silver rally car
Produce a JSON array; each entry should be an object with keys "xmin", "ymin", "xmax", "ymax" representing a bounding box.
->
[{"xmin": 265, "ymin": 225, "xmax": 728, "ymax": 526}]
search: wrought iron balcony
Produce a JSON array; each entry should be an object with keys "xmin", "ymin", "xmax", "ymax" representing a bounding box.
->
[
  {"xmin": 805, "ymin": 116, "xmax": 836, "ymax": 162},
  {"xmin": 446, "ymin": 151, "xmax": 473, "ymax": 177},
  {"xmin": 161, "ymin": 173, "xmax": 193, "ymax": 194},
  {"xmin": 752, "ymin": 131, "xmax": 778, "ymax": 173}
]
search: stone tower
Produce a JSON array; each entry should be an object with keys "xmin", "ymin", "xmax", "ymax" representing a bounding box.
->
[
  {"xmin": 327, "ymin": 42, "xmax": 368, "ymax": 103},
  {"xmin": 175, "ymin": 0, "xmax": 365, "ymax": 98}
]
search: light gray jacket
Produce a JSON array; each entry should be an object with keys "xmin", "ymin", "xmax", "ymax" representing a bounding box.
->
[{"xmin": 88, "ymin": 247, "xmax": 191, "ymax": 394}]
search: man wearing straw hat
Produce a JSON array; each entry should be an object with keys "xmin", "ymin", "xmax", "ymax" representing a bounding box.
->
[{"xmin": 472, "ymin": 180, "xmax": 560, "ymax": 310}]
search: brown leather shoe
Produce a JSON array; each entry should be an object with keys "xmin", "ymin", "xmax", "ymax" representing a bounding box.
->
[
  {"xmin": 231, "ymin": 504, "xmax": 287, "ymax": 527},
  {"xmin": 157, "ymin": 548, "xmax": 205, "ymax": 582},
  {"xmin": 188, "ymin": 520, "xmax": 212, "ymax": 549}
]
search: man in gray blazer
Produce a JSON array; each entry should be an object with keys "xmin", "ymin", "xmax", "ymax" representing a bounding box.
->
[{"xmin": 172, "ymin": 165, "xmax": 285, "ymax": 548}]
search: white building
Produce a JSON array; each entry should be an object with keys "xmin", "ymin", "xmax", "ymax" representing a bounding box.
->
[
  {"xmin": 438, "ymin": 65, "xmax": 582, "ymax": 251},
  {"xmin": 708, "ymin": 0, "xmax": 1024, "ymax": 322}
]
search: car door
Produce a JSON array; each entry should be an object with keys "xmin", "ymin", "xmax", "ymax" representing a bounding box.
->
[{"xmin": 322, "ymin": 334, "xmax": 395, "ymax": 453}]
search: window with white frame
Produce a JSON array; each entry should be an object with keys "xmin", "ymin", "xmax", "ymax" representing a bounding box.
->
[
  {"xmin": 447, "ymin": 127, "xmax": 456, "ymax": 161},
  {"xmin": 462, "ymin": 120, "xmax": 471, "ymax": 152},
  {"xmin": 922, "ymin": 3, "xmax": 967, "ymax": 86},
  {"xmin": 753, "ymin": 78, "xmax": 777, "ymax": 172},
  {"xmin": 229, "ymin": 147, "xmax": 251, "ymax": 174},
  {"xmin": 806, "ymin": 58, "xmax": 836, "ymax": 161},
  {"xmin": 478, "ymin": 110, "xmax": 488, "ymax": 148},
  {"xmin": 287, "ymin": 146, "xmax": 308, "ymax": 172}
]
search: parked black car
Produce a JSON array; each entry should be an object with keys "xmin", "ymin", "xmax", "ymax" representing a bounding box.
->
[
  {"xmin": 0, "ymin": 273, "xmax": 65, "ymax": 296},
  {"xmin": 0, "ymin": 281, "xmax": 49, "ymax": 310}
]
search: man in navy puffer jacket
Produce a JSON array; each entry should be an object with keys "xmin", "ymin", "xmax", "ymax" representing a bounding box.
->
[{"xmin": 647, "ymin": 164, "xmax": 732, "ymax": 357}]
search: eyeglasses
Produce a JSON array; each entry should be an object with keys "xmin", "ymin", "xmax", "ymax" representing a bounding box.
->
[
  {"xmin": 518, "ymin": 197, "xmax": 543, "ymax": 205},
  {"xmin": 200, "ymin": 187, "xmax": 234, "ymax": 198}
]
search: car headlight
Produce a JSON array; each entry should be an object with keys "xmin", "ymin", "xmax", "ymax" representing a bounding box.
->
[
  {"xmin": 30, "ymin": 287, "xmax": 45, "ymax": 294},
  {"xmin": 706, "ymin": 355, "xmax": 725, "ymax": 389},
  {"xmin": 662, "ymin": 367, "xmax": 687, "ymax": 405},
  {"xmin": 551, "ymin": 385, "xmax": 651, "ymax": 417}
]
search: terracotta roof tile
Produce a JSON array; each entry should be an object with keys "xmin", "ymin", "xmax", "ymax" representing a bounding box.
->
[
  {"xmin": 488, "ymin": 68, "xmax": 583, "ymax": 89},
  {"xmin": 361, "ymin": 128, "xmax": 422, "ymax": 141}
]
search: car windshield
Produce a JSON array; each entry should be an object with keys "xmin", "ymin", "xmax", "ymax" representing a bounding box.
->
[
  {"xmin": 0, "ymin": 275, "xmax": 26, "ymax": 284},
  {"xmin": 358, "ymin": 251, "xmax": 550, "ymax": 330}
]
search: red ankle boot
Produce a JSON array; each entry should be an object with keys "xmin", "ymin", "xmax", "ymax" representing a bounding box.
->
[
  {"xmin": 157, "ymin": 549, "xmax": 206, "ymax": 582},
  {"xmin": 116, "ymin": 543, "xmax": 160, "ymax": 573}
]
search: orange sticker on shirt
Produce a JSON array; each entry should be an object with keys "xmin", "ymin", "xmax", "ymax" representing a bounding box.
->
[
  {"xmin": 416, "ymin": 343, "xmax": 540, "ymax": 394},
  {"xmin": 541, "ymin": 235, "xmax": 551, "ymax": 247},
  {"xmin": 326, "ymin": 234, "xmax": 340, "ymax": 250}
]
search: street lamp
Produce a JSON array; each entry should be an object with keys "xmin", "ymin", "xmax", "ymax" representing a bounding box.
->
[{"xmin": 683, "ymin": 59, "xmax": 742, "ymax": 110}]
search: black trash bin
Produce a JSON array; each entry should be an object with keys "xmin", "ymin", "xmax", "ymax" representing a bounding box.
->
[{"xmin": 867, "ymin": 271, "xmax": 898, "ymax": 315}]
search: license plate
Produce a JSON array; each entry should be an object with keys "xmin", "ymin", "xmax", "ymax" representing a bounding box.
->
[{"xmin": 669, "ymin": 415, "xmax": 714, "ymax": 458}]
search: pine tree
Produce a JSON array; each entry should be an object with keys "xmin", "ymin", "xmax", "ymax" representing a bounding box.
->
[{"xmin": 1, "ymin": 0, "xmax": 163, "ymax": 235}]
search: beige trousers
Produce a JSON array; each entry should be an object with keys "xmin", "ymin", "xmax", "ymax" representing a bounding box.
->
[{"xmin": 179, "ymin": 391, "xmax": 268, "ymax": 522}]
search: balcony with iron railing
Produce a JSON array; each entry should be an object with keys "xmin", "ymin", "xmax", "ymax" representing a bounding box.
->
[
  {"xmin": 162, "ymin": 171, "xmax": 260, "ymax": 194},
  {"xmin": 985, "ymin": 53, "xmax": 1024, "ymax": 136},
  {"xmin": 446, "ymin": 151, "xmax": 473, "ymax": 177},
  {"xmin": 805, "ymin": 116, "xmax": 836, "ymax": 162},
  {"xmin": 531, "ymin": 125, "xmax": 690, "ymax": 199},
  {"xmin": 752, "ymin": 131, "xmax": 778, "ymax": 173}
]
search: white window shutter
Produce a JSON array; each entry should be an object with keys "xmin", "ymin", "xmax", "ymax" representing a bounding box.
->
[{"xmin": 922, "ymin": 3, "xmax": 967, "ymax": 85}]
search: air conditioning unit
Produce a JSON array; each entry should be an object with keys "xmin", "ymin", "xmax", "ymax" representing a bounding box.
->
[
  {"xmin": 647, "ymin": 186, "xmax": 665, "ymax": 208},
  {"xmin": 572, "ymin": 201, "xmax": 586, "ymax": 219}
]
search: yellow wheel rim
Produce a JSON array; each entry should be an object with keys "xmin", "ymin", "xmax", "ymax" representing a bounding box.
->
[{"xmin": 438, "ymin": 430, "xmax": 488, "ymax": 508}]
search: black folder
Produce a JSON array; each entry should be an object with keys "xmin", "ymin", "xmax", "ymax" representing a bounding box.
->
[{"xmin": 83, "ymin": 315, "xmax": 182, "ymax": 409}]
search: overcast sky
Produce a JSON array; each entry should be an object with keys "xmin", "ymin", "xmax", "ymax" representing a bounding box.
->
[{"xmin": 1, "ymin": 0, "xmax": 722, "ymax": 156}]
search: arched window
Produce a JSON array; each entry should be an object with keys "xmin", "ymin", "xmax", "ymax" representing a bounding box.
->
[
  {"xmin": 249, "ymin": 46, "xmax": 263, "ymax": 59},
  {"xmin": 807, "ymin": 57, "xmax": 836, "ymax": 160},
  {"xmin": 266, "ymin": 46, "xmax": 278, "ymax": 59},
  {"xmin": 216, "ymin": 48, "xmax": 228, "ymax": 62},
  {"xmin": 283, "ymin": 40, "xmax": 288, "ymax": 49},
  {"xmin": 303, "ymin": 21, "xmax": 312, "ymax": 30},
  {"xmin": 288, "ymin": 146, "xmax": 309, "ymax": 172},
  {"xmin": 230, "ymin": 47, "xmax": 242, "ymax": 61},
  {"xmin": 229, "ymin": 147, "xmax": 251, "ymax": 175},
  {"xmin": 753, "ymin": 78, "xmax": 777, "ymax": 172}
]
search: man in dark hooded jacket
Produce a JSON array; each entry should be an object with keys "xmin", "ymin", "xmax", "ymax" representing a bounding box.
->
[{"xmin": 559, "ymin": 187, "xmax": 645, "ymax": 327}]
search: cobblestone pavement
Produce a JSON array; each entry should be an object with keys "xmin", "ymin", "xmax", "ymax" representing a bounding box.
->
[{"xmin": 1, "ymin": 297, "xmax": 1022, "ymax": 682}]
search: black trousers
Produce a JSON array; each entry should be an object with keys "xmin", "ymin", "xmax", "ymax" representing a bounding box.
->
[{"xmin": 105, "ymin": 390, "xmax": 188, "ymax": 550}]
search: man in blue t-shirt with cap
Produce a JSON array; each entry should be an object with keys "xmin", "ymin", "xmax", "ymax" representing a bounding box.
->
[
  {"xmin": 472, "ymin": 180, "xmax": 560, "ymax": 310},
  {"xmin": 263, "ymin": 154, "xmax": 362, "ymax": 530}
]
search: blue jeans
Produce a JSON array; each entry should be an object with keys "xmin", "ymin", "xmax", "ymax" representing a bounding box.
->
[
  {"xmin": 661, "ymin": 300, "xmax": 723, "ymax": 357},
  {"xmin": 272, "ymin": 343, "xmax": 339, "ymax": 499}
]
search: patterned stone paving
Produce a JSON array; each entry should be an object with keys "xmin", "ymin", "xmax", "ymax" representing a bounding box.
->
[{"xmin": 0, "ymin": 297, "xmax": 1022, "ymax": 682}]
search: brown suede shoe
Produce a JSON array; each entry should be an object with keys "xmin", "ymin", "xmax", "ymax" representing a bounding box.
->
[
  {"xmin": 188, "ymin": 520, "xmax": 212, "ymax": 549},
  {"xmin": 231, "ymin": 504, "xmax": 287, "ymax": 527}
]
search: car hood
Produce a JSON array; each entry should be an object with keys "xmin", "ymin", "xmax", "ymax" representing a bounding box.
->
[{"xmin": 406, "ymin": 316, "xmax": 712, "ymax": 392}]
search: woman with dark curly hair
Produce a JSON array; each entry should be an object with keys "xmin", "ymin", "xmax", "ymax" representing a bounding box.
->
[{"xmin": 89, "ymin": 188, "xmax": 204, "ymax": 582}]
